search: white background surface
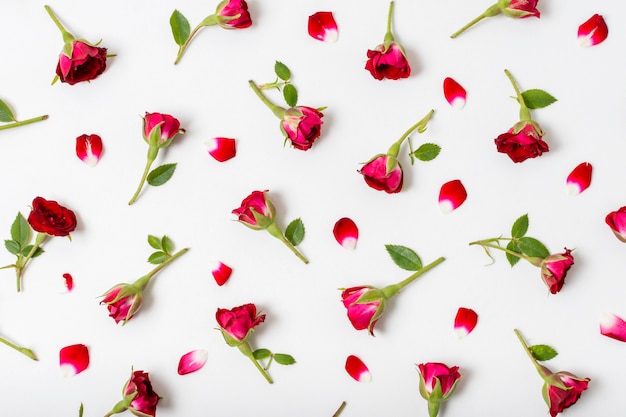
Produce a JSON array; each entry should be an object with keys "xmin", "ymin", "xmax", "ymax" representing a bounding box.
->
[{"xmin": 0, "ymin": 0, "xmax": 624, "ymax": 416}]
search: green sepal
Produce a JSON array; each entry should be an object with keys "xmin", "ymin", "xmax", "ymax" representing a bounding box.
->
[
  {"xmin": 511, "ymin": 214, "xmax": 529, "ymax": 238},
  {"xmin": 385, "ymin": 155, "xmax": 399, "ymax": 175},
  {"xmin": 274, "ymin": 61, "xmax": 291, "ymax": 81},
  {"xmin": 219, "ymin": 328, "xmax": 246, "ymax": 347},
  {"xmin": 170, "ymin": 10, "xmax": 191, "ymax": 46},
  {"xmin": 274, "ymin": 353, "xmax": 296, "ymax": 365},
  {"xmin": 146, "ymin": 123, "xmax": 163, "ymax": 147},
  {"xmin": 529, "ymin": 344, "xmax": 558, "ymax": 362},
  {"xmin": 253, "ymin": 348, "xmax": 272, "ymax": 360},
  {"xmin": 285, "ymin": 218, "xmax": 305, "ymax": 246},
  {"xmin": 521, "ymin": 89, "xmax": 557, "ymax": 109},
  {"xmin": 283, "ymin": 84, "xmax": 298, "ymax": 107},
  {"xmin": 199, "ymin": 14, "xmax": 219, "ymax": 27},
  {"xmin": 62, "ymin": 41, "xmax": 74, "ymax": 58},
  {"xmin": 412, "ymin": 143, "xmax": 441, "ymax": 162},
  {"xmin": 147, "ymin": 163, "xmax": 177, "ymax": 186},
  {"xmin": 385, "ymin": 244, "xmax": 422, "ymax": 271},
  {"xmin": 10, "ymin": 212, "xmax": 30, "ymax": 247},
  {"xmin": 147, "ymin": 235, "xmax": 162, "ymax": 250},
  {"xmin": 249, "ymin": 208, "xmax": 274, "ymax": 229},
  {"xmin": 518, "ymin": 236, "xmax": 550, "ymax": 259},
  {"xmin": 0, "ymin": 99, "xmax": 16, "ymax": 123},
  {"xmin": 354, "ymin": 288, "xmax": 385, "ymax": 304},
  {"xmin": 148, "ymin": 251, "xmax": 168, "ymax": 264},
  {"xmin": 506, "ymin": 240, "xmax": 522, "ymax": 267}
]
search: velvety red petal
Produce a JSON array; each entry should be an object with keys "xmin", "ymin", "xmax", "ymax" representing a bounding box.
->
[
  {"xmin": 205, "ymin": 137, "xmax": 236, "ymax": 162},
  {"xmin": 345, "ymin": 355, "xmax": 371, "ymax": 382},
  {"xmin": 63, "ymin": 273, "xmax": 74, "ymax": 292},
  {"xmin": 443, "ymin": 77, "xmax": 467, "ymax": 109},
  {"xmin": 454, "ymin": 307, "xmax": 478, "ymax": 339},
  {"xmin": 333, "ymin": 217, "xmax": 358, "ymax": 250},
  {"xmin": 578, "ymin": 14, "xmax": 608, "ymax": 47},
  {"xmin": 210, "ymin": 261, "xmax": 233, "ymax": 286},
  {"xmin": 566, "ymin": 162, "xmax": 592, "ymax": 195},
  {"xmin": 178, "ymin": 349, "xmax": 208, "ymax": 375},
  {"xmin": 438, "ymin": 180, "xmax": 467, "ymax": 213},
  {"xmin": 308, "ymin": 11, "xmax": 338, "ymax": 42},
  {"xmin": 75, "ymin": 134, "xmax": 103, "ymax": 167},
  {"xmin": 59, "ymin": 344, "xmax": 89, "ymax": 377},
  {"xmin": 600, "ymin": 312, "xmax": 626, "ymax": 342}
]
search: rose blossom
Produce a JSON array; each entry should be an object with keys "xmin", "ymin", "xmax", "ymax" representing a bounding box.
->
[
  {"xmin": 544, "ymin": 371, "xmax": 590, "ymax": 417},
  {"xmin": 340, "ymin": 286, "xmax": 386, "ymax": 335},
  {"xmin": 365, "ymin": 43, "xmax": 411, "ymax": 81},
  {"xmin": 605, "ymin": 207, "xmax": 626, "ymax": 242},
  {"xmin": 216, "ymin": 303, "xmax": 266, "ymax": 346},
  {"xmin": 27, "ymin": 197, "xmax": 77, "ymax": 237},
  {"xmin": 56, "ymin": 41, "xmax": 107, "ymax": 85},
  {"xmin": 100, "ymin": 284, "xmax": 143, "ymax": 325},
  {"xmin": 216, "ymin": 0, "xmax": 252, "ymax": 29},
  {"xmin": 105, "ymin": 370, "xmax": 160, "ymax": 417},
  {"xmin": 359, "ymin": 155, "xmax": 403, "ymax": 194},
  {"xmin": 232, "ymin": 190, "xmax": 275, "ymax": 230},
  {"xmin": 281, "ymin": 106, "xmax": 324, "ymax": 150},
  {"xmin": 540, "ymin": 248, "xmax": 574, "ymax": 294},
  {"xmin": 142, "ymin": 112, "xmax": 185, "ymax": 147},
  {"xmin": 417, "ymin": 362, "xmax": 462, "ymax": 398},
  {"xmin": 501, "ymin": 0, "xmax": 540, "ymax": 18},
  {"xmin": 494, "ymin": 122, "xmax": 549, "ymax": 163}
]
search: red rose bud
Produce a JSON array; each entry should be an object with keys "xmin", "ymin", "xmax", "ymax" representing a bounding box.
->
[
  {"xmin": 232, "ymin": 190, "xmax": 275, "ymax": 230},
  {"xmin": 100, "ymin": 284, "xmax": 143, "ymax": 325},
  {"xmin": 105, "ymin": 370, "xmax": 160, "ymax": 417},
  {"xmin": 417, "ymin": 362, "xmax": 462, "ymax": 417},
  {"xmin": 605, "ymin": 206, "xmax": 626, "ymax": 242},
  {"xmin": 495, "ymin": 121, "xmax": 549, "ymax": 163},
  {"xmin": 540, "ymin": 248, "xmax": 574, "ymax": 294},
  {"xmin": 281, "ymin": 106, "xmax": 324, "ymax": 151},
  {"xmin": 341, "ymin": 286, "xmax": 386, "ymax": 335},
  {"xmin": 578, "ymin": 14, "xmax": 608, "ymax": 47},
  {"xmin": 76, "ymin": 134, "xmax": 103, "ymax": 167},
  {"xmin": 308, "ymin": 11, "xmax": 338, "ymax": 43},
  {"xmin": 143, "ymin": 112, "xmax": 185, "ymax": 148},
  {"xmin": 365, "ymin": 2, "xmax": 410, "ymax": 80},
  {"xmin": 599, "ymin": 312, "xmax": 626, "ymax": 342},
  {"xmin": 28, "ymin": 197, "xmax": 77, "ymax": 237},
  {"xmin": 500, "ymin": 0, "xmax": 540, "ymax": 18},
  {"xmin": 216, "ymin": 303, "xmax": 265, "ymax": 346},
  {"xmin": 359, "ymin": 155, "xmax": 403, "ymax": 193},
  {"xmin": 216, "ymin": 0, "xmax": 252, "ymax": 29},
  {"xmin": 565, "ymin": 162, "xmax": 592, "ymax": 195},
  {"xmin": 544, "ymin": 371, "xmax": 590, "ymax": 417}
]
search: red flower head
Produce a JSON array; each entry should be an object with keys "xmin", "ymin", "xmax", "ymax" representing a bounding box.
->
[
  {"xmin": 495, "ymin": 121, "xmax": 549, "ymax": 163},
  {"xmin": 216, "ymin": 303, "xmax": 266, "ymax": 346},
  {"xmin": 27, "ymin": 197, "xmax": 77, "ymax": 237},
  {"xmin": 142, "ymin": 112, "xmax": 185, "ymax": 148},
  {"xmin": 216, "ymin": 0, "xmax": 252, "ymax": 29},
  {"xmin": 501, "ymin": 0, "xmax": 540, "ymax": 18},
  {"xmin": 540, "ymin": 248, "xmax": 574, "ymax": 294},
  {"xmin": 124, "ymin": 370, "xmax": 160, "ymax": 417},
  {"xmin": 544, "ymin": 371, "xmax": 590, "ymax": 417},
  {"xmin": 232, "ymin": 190, "xmax": 275, "ymax": 230},
  {"xmin": 281, "ymin": 106, "xmax": 324, "ymax": 150},
  {"xmin": 605, "ymin": 207, "xmax": 626, "ymax": 242},
  {"xmin": 340, "ymin": 286, "xmax": 386, "ymax": 335},
  {"xmin": 100, "ymin": 284, "xmax": 143, "ymax": 325},
  {"xmin": 359, "ymin": 155, "xmax": 403, "ymax": 194},
  {"xmin": 56, "ymin": 41, "xmax": 107, "ymax": 85},
  {"xmin": 417, "ymin": 362, "xmax": 462, "ymax": 417},
  {"xmin": 365, "ymin": 43, "xmax": 411, "ymax": 81}
]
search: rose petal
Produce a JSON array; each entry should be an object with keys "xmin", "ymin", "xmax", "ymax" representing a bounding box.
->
[
  {"xmin": 566, "ymin": 162, "xmax": 592, "ymax": 195},
  {"xmin": 63, "ymin": 273, "xmax": 74, "ymax": 292},
  {"xmin": 308, "ymin": 11, "xmax": 338, "ymax": 42},
  {"xmin": 578, "ymin": 14, "xmax": 608, "ymax": 47},
  {"xmin": 333, "ymin": 217, "xmax": 358, "ymax": 250},
  {"xmin": 59, "ymin": 344, "xmax": 89, "ymax": 377},
  {"xmin": 178, "ymin": 349, "xmax": 208, "ymax": 375},
  {"xmin": 345, "ymin": 355, "xmax": 371, "ymax": 382},
  {"xmin": 205, "ymin": 137, "xmax": 236, "ymax": 162},
  {"xmin": 443, "ymin": 77, "xmax": 467, "ymax": 110},
  {"xmin": 210, "ymin": 261, "xmax": 233, "ymax": 286},
  {"xmin": 600, "ymin": 312, "xmax": 626, "ymax": 342},
  {"xmin": 454, "ymin": 307, "xmax": 478, "ymax": 339},
  {"xmin": 75, "ymin": 134, "xmax": 103, "ymax": 167},
  {"xmin": 438, "ymin": 180, "xmax": 467, "ymax": 213}
]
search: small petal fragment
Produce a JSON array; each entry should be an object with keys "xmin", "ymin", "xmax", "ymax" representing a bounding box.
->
[
  {"xmin": 345, "ymin": 355, "xmax": 371, "ymax": 382},
  {"xmin": 454, "ymin": 307, "xmax": 478, "ymax": 339},
  {"xmin": 60, "ymin": 344, "xmax": 89, "ymax": 377},
  {"xmin": 578, "ymin": 14, "xmax": 608, "ymax": 47},
  {"xmin": 205, "ymin": 137, "xmax": 236, "ymax": 162},
  {"xmin": 600, "ymin": 312, "xmax": 626, "ymax": 342},
  {"xmin": 333, "ymin": 217, "xmax": 359, "ymax": 250},
  {"xmin": 63, "ymin": 273, "xmax": 74, "ymax": 291},
  {"xmin": 75, "ymin": 134, "xmax": 103, "ymax": 167},
  {"xmin": 211, "ymin": 261, "xmax": 233, "ymax": 286},
  {"xmin": 443, "ymin": 77, "xmax": 467, "ymax": 110},
  {"xmin": 178, "ymin": 349, "xmax": 208, "ymax": 375},
  {"xmin": 566, "ymin": 162, "xmax": 592, "ymax": 195},
  {"xmin": 438, "ymin": 180, "xmax": 467, "ymax": 213},
  {"xmin": 308, "ymin": 11, "xmax": 338, "ymax": 42}
]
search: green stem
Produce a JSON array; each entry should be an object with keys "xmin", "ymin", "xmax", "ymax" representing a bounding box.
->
[
  {"xmin": 504, "ymin": 69, "xmax": 531, "ymax": 121},
  {"xmin": 386, "ymin": 109, "xmax": 435, "ymax": 158},
  {"xmin": 469, "ymin": 240, "xmax": 540, "ymax": 265},
  {"xmin": 332, "ymin": 402, "xmax": 347, "ymax": 417},
  {"xmin": 266, "ymin": 224, "xmax": 309, "ymax": 264},
  {"xmin": 381, "ymin": 256, "xmax": 445, "ymax": 299},
  {"xmin": 248, "ymin": 80, "xmax": 286, "ymax": 119},
  {"xmin": 0, "ymin": 115, "xmax": 48, "ymax": 131},
  {"xmin": 44, "ymin": 5, "xmax": 74, "ymax": 43},
  {"xmin": 128, "ymin": 146, "xmax": 158, "ymax": 205},
  {"xmin": 16, "ymin": 232, "xmax": 48, "ymax": 292},
  {"xmin": 133, "ymin": 248, "xmax": 189, "ymax": 290},
  {"xmin": 174, "ymin": 23, "xmax": 203, "ymax": 65},
  {"xmin": 0, "ymin": 335, "xmax": 37, "ymax": 360},
  {"xmin": 427, "ymin": 399, "xmax": 441, "ymax": 417},
  {"xmin": 238, "ymin": 342, "xmax": 273, "ymax": 384},
  {"xmin": 383, "ymin": 1, "xmax": 395, "ymax": 44},
  {"xmin": 450, "ymin": 4, "xmax": 500, "ymax": 38}
]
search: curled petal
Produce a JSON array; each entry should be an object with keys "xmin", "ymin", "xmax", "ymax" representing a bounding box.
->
[
  {"xmin": 75, "ymin": 134, "xmax": 103, "ymax": 167},
  {"xmin": 345, "ymin": 355, "xmax": 371, "ymax": 382},
  {"xmin": 578, "ymin": 14, "xmax": 608, "ymax": 47},
  {"xmin": 205, "ymin": 137, "xmax": 236, "ymax": 162},
  {"xmin": 443, "ymin": 77, "xmax": 467, "ymax": 110},
  {"xmin": 59, "ymin": 344, "xmax": 89, "ymax": 377},
  {"xmin": 178, "ymin": 349, "xmax": 208, "ymax": 375},
  {"xmin": 210, "ymin": 261, "xmax": 233, "ymax": 286},
  {"xmin": 308, "ymin": 11, "xmax": 338, "ymax": 42},
  {"xmin": 566, "ymin": 162, "xmax": 592, "ymax": 195},
  {"xmin": 454, "ymin": 307, "xmax": 478, "ymax": 339},
  {"xmin": 63, "ymin": 273, "xmax": 74, "ymax": 292},
  {"xmin": 438, "ymin": 180, "xmax": 467, "ymax": 213},
  {"xmin": 600, "ymin": 312, "xmax": 626, "ymax": 342},
  {"xmin": 333, "ymin": 217, "xmax": 359, "ymax": 250}
]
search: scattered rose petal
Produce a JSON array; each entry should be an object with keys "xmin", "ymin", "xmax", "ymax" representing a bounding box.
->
[
  {"xmin": 205, "ymin": 137, "xmax": 236, "ymax": 162},
  {"xmin": 438, "ymin": 180, "xmax": 467, "ymax": 213},
  {"xmin": 443, "ymin": 77, "xmax": 467, "ymax": 109},
  {"xmin": 345, "ymin": 355, "xmax": 371, "ymax": 382},
  {"xmin": 308, "ymin": 11, "xmax": 338, "ymax": 43},
  {"xmin": 59, "ymin": 344, "xmax": 89, "ymax": 377},
  {"xmin": 210, "ymin": 261, "xmax": 233, "ymax": 286},
  {"xmin": 578, "ymin": 14, "xmax": 608, "ymax": 47},
  {"xmin": 566, "ymin": 162, "xmax": 592, "ymax": 195},
  {"xmin": 333, "ymin": 217, "xmax": 359, "ymax": 250},
  {"xmin": 600, "ymin": 312, "xmax": 626, "ymax": 342},
  {"xmin": 75, "ymin": 134, "xmax": 103, "ymax": 167},
  {"xmin": 63, "ymin": 273, "xmax": 74, "ymax": 291},
  {"xmin": 454, "ymin": 307, "xmax": 478, "ymax": 339},
  {"xmin": 178, "ymin": 349, "xmax": 208, "ymax": 375}
]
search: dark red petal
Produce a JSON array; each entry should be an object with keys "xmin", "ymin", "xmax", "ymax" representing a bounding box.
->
[
  {"xmin": 211, "ymin": 261, "xmax": 233, "ymax": 286},
  {"xmin": 59, "ymin": 344, "xmax": 89, "ymax": 377},
  {"xmin": 438, "ymin": 180, "xmax": 467, "ymax": 213},
  {"xmin": 205, "ymin": 137, "xmax": 237, "ymax": 162},
  {"xmin": 443, "ymin": 77, "xmax": 467, "ymax": 109},
  {"xmin": 454, "ymin": 307, "xmax": 478, "ymax": 339},
  {"xmin": 345, "ymin": 355, "xmax": 371, "ymax": 382},
  {"xmin": 308, "ymin": 11, "xmax": 338, "ymax": 42},
  {"xmin": 566, "ymin": 162, "xmax": 592, "ymax": 195},
  {"xmin": 333, "ymin": 217, "xmax": 358, "ymax": 249},
  {"xmin": 75, "ymin": 134, "xmax": 103, "ymax": 167},
  {"xmin": 578, "ymin": 14, "xmax": 608, "ymax": 47}
]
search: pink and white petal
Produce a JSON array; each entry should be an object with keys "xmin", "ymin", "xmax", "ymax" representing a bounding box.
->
[
  {"xmin": 63, "ymin": 273, "xmax": 74, "ymax": 292},
  {"xmin": 333, "ymin": 217, "xmax": 358, "ymax": 250},
  {"xmin": 578, "ymin": 14, "xmax": 608, "ymax": 47},
  {"xmin": 205, "ymin": 137, "xmax": 236, "ymax": 162},
  {"xmin": 345, "ymin": 355, "xmax": 371, "ymax": 382},
  {"xmin": 308, "ymin": 11, "xmax": 338, "ymax": 42},
  {"xmin": 566, "ymin": 162, "xmax": 592, "ymax": 195},
  {"xmin": 454, "ymin": 307, "xmax": 478, "ymax": 339},
  {"xmin": 443, "ymin": 77, "xmax": 467, "ymax": 110},
  {"xmin": 59, "ymin": 344, "xmax": 89, "ymax": 377},
  {"xmin": 178, "ymin": 349, "xmax": 208, "ymax": 375},
  {"xmin": 600, "ymin": 312, "xmax": 626, "ymax": 342},
  {"xmin": 210, "ymin": 261, "xmax": 233, "ymax": 286},
  {"xmin": 438, "ymin": 180, "xmax": 467, "ymax": 213},
  {"xmin": 75, "ymin": 134, "xmax": 103, "ymax": 167}
]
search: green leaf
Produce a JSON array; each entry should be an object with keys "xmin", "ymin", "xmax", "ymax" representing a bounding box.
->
[
  {"xmin": 0, "ymin": 99, "xmax": 16, "ymax": 122},
  {"xmin": 274, "ymin": 353, "xmax": 296, "ymax": 365},
  {"xmin": 518, "ymin": 237, "xmax": 550, "ymax": 259},
  {"xmin": 170, "ymin": 10, "xmax": 191, "ymax": 46},
  {"xmin": 161, "ymin": 235, "xmax": 174, "ymax": 254},
  {"xmin": 283, "ymin": 84, "xmax": 298, "ymax": 107},
  {"xmin": 521, "ymin": 89, "xmax": 557, "ymax": 109},
  {"xmin": 147, "ymin": 163, "xmax": 177, "ymax": 186},
  {"xmin": 529, "ymin": 344, "xmax": 558, "ymax": 361},
  {"xmin": 385, "ymin": 244, "xmax": 422, "ymax": 271},
  {"xmin": 148, "ymin": 251, "xmax": 168, "ymax": 264},
  {"xmin": 147, "ymin": 235, "xmax": 162, "ymax": 250},
  {"xmin": 10, "ymin": 213, "xmax": 30, "ymax": 247},
  {"xmin": 20, "ymin": 245, "xmax": 44, "ymax": 258},
  {"xmin": 511, "ymin": 214, "xmax": 529, "ymax": 238},
  {"xmin": 285, "ymin": 218, "xmax": 305, "ymax": 246},
  {"xmin": 253, "ymin": 348, "xmax": 272, "ymax": 360},
  {"xmin": 412, "ymin": 143, "xmax": 441, "ymax": 162},
  {"xmin": 274, "ymin": 61, "xmax": 291, "ymax": 81},
  {"xmin": 506, "ymin": 240, "xmax": 521, "ymax": 267},
  {"xmin": 4, "ymin": 240, "xmax": 20, "ymax": 255}
]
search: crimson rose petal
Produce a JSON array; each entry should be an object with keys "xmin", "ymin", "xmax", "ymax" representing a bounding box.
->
[
  {"xmin": 443, "ymin": 77, "xmax": 467, "ymax": 109},
  {"xmin": 438, "ymin": 180, "xmax": 467, "ymax": 213},
  {"xmin": 578, "ymin": 14, "xmax": 608, "ymax": 47},
  {"xmin": 210, "ymin": 261, "xmax": 233, "ymax": 286},
  {"xmin": 333, "ymin": 217, "xmax": 359, "ymax": 250},
  {"xmin": 600, "ymin": 312, "xmax": 626, "ymax": 342},
  {"xmin": 566, "ymin": 162, "xmax": 592, "ymax": 195},
  {"xmin": 205, "ymin": 137, "xmax": 236, "ymax": 162},
  {"xmin": 454, "ymin": 307, "xmax": 478, "ymax": 339},
  {"xmin": 178, "ymin": 349, "xmax": 208, "ymax": 375},
  {"xmin": 76, "ymin": 134, "xmax": 103, "ymax": 167},
  {"xmin": 345, "ymin": 355, "xmax": 371, "ymax": 382},
  {"xmin": 59, "ymin": 344, "xmax": 89, "ymax": 377},
  {"xmin": 308, "ymin": 11, "xmax": 338, "ymax": 42}
]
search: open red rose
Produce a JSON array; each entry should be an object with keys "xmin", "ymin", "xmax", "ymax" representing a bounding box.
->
[
  {"xmin": 281, "ymin": 106, "xmax": 324, "ymax": 150},
  {"xmin": 216, "ymin": 303, "xmax": 266, "ymax": 345},
  {"xmin": 216, "ymin": 0, "xmax": 252, "ymax": 29},
  {"xmin": 365, "ymin": 43, "xmax": 411, "ymax": 81},
  {"xmin": 341, "ymin": 286, "xmax": 386, "ymax": 335},
  {"xmin": 56, "ymin": 41, "xmax": 107, "ymax": 85},
  {"xmin": 495, "ymin": 122, "xmax": 549, "ymax": 163},
  {"xmin": 359, "ymin": 155, "xmax": 403, "ymax": 193},
  {"xmin": 544, "ymin": 371, "xmax": 589, "ymax": 417},
  {"xmin": 27, "ymin": 197, "xmax": 77, "ymax": 237},
  {"xmin": 540, "ymin": 248, "xmax": 574, "ymax": 294}
]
